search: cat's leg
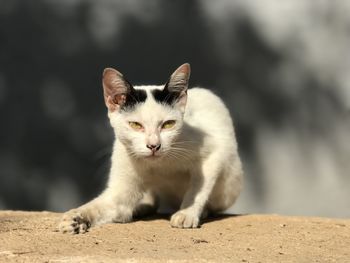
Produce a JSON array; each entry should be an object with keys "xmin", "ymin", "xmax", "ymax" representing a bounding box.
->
[
  {"xmin": 170, "ymin": 153, "xmax": 225, "ymax": 228},
  {"xmin": 59, "ymin": 177, "xmax": 143, "ymax": 234},
  {"xmin": 207, "ymin": 160, "xmax": 243, "ymax": 214}
]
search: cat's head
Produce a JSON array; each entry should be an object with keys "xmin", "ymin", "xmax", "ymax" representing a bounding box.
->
[{"xmin": 102, "ymin": 63, "xmax": 190, "ymax": 160}]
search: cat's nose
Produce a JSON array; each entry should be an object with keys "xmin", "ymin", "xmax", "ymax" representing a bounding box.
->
[{"xmin": 146, "ymin": 144, "xmax": 161, "ymax": 152}]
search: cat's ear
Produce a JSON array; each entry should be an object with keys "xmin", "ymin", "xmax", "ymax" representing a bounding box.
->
[
  {"xmin": 168, "ymin": 63, "xmax": 190, "ymax": 93},
  {"xmin": 166, "ymin": 63, "xmax": 191, "ymax": 112},
  {"xmin": 102, "ymin": 68, "xmax": 133, "ymax": 112}
]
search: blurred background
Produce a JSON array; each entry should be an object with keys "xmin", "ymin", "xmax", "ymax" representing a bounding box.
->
[{"xmin": 0, "ymin": 0, "xmax": 349, "ymax": 218}]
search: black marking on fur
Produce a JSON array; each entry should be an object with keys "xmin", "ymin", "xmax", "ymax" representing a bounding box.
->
[
  {"xmin": 151, "ymin": 82, "xmax": 182, "ymax": 106},
  {"xmin": 121, "ymin": 81, "xmax": 147, "ymax": 111}
]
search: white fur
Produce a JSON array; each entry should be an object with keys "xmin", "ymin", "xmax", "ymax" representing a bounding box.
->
[{"xmin": 59, "ymin": 85, "xmax": 243, "ymax": 233}]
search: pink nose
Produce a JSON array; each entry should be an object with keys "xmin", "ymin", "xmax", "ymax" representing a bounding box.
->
[{"xmin": 146, "ymin": 144, "xmax": 161, "ymax": 152}]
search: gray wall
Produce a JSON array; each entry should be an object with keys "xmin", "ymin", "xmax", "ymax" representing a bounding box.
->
[{"xmin": 0, "ymin": 0, "xmax": 349, "ymax": 217}]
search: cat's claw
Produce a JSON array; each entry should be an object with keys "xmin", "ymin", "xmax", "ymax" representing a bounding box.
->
[
  {"xmin": 59, "ymin": 210, "xmax": 90, "ymax": 234},
  {"xmin": 170, "ymin": 210, "xmax": 200, "ymax": 228}
]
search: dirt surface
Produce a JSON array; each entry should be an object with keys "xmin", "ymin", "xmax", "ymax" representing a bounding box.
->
[{"xmin": 0, "ymin": 211, "xmax": 349, "ymax": 262}]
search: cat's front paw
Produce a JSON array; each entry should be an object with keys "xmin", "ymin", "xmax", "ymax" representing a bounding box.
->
[
  {"xmin": 170, "ymin": 210, "xmax": 200, "ymax": 228},
  {"xmin": 58, "ymin": 210, "xmax": 90, "ymax": 234}
]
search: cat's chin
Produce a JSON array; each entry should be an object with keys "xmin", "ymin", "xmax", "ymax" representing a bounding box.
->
[{"xmin": 144, "ymin": 154, "xmax": 162, "ymax": 160}]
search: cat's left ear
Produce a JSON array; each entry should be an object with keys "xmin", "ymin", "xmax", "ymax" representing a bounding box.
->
[{"xmin": 166, "ymin": 63, "xmax": 191, "ymax": 112}]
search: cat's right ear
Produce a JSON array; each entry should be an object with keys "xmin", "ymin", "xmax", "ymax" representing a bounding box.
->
[{"xmin": 102, "ymin": 68, "xmax": 132, "ymax": 112}]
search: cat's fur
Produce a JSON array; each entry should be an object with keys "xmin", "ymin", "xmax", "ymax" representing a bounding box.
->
[{"xmin": 59, "ymin": 63, "xmax": 243, "ymax": 233}]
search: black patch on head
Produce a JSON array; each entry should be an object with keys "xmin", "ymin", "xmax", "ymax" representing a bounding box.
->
[
  {"xmin": 151, "ymin": 82, "xmax": 181, "ymax": 106},
  {"xmin": 121, "ymin": 80, "xmax": 147, "ymax": 111}
]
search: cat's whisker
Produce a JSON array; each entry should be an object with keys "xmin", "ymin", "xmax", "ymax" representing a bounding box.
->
[
  {"xmin": 170, "ymin": 148, "xmax": 198, "ymax": 156},
  {"xmin": 171, "ymin": 141, "xmax": 198, "ymax": 145},
  {"xmin": 166, "ymin": 153, "xmax": 194, "ymax": 167},
  {"xmin": 125, "ymin": 148, "xmax": 140, "ymax": 159},
  {"xmin": 171, "ymin": 147, "xmax": 197, "ymax": 156},
  {"xmin": 171, "ymin": 146, "xmax": 197, "ymax": 151},
  {"xmin": 166, "ymin": 149, "xmax": 196, "ymax": 165},
  {"xmin": 170, "ymin": 148, "xmax": 195, "ymax": 156},
  {"xmin": 173, "ymin": 139, "xmax": 197, "ymax": 143},
  {"xmin": 166, "ymin": 152, "xmax": 182, "ymax": 163},
  {"xmin": 170, "ymin": 143, "xmax": 196, "ymax": 148}
]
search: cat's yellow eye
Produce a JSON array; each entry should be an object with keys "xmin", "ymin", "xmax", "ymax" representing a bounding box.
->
[
  {"xmin": 129, "ymin": 121, "xmax": 143, "ymax": 130},
  {"xmin": 162, "ymin": 120, "xmax": 176, "ymax": 129}
]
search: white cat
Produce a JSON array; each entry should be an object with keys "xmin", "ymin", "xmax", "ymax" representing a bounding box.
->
[{"xmin": 59, "ymin": 63, "xmax": 243, "ymax": 233}]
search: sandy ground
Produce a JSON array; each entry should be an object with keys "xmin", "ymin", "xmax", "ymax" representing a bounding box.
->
[{"xmin": 0, "ymin": 211, "xmax": 349, "ymax": 262}]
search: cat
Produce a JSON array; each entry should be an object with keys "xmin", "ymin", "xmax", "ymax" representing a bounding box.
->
[{"xmin": 59, "ymin": 63, "xmax": 243, "ymax": 233}]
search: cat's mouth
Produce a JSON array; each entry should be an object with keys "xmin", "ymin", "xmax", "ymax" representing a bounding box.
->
[{"xmin": 144, "ymin": 152, "xmax": 162, "ymax": 159}]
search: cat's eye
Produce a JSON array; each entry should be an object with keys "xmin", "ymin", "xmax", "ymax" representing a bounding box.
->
[
  {"xmin": 129, "ymin": 121, "xmax": 143, "ymax": 130},
  {"xmin": 162, "ymin": 120, "xmax": 176, "ymax": 129}
]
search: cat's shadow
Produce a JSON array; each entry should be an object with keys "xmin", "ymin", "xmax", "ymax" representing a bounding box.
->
[{"xmin": 134, "ymin": 213, "xmax": 244, "ymax": 226}]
